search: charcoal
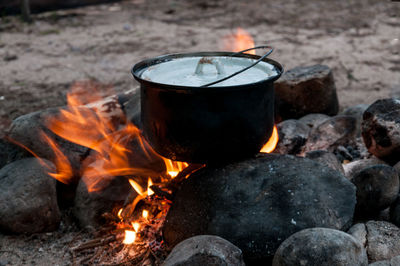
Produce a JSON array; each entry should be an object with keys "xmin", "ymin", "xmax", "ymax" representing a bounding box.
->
[
  {"xmin": 0, "ymin": 139, "xmax": 8, "ymax": 169},
  {"xmin": 348, "ymin": 223, "xmax": 367, "ymax": 247},
  {"xmin": 369, "ymin": 256, "xmax": 400, "ymax": 266},
  {"xmin": 274, "ymin": 64, "xmax": 339, "ymax": 120},
  {"xmin": 352, "ymin": 165, "xmax": 399, "ymax": 217},
  {"xmin": 298, "ymin": 113, "xmax": 330, "ymax": 129},
  {"xmin": 361, "ymin": 98, "xmax": 400, "ymax": 164},
  {"xmin": 163, "ymin": 235, "xmax": 245, "ymax": 266},
  {"xmin": 0, "ymin": 158, "xmax": 60, "ymax": 234},
  {"xmin": 0, "ymin": 138, "xmax": 32, "ymax": 169},
  {"xmin": 73, "ymin": 176, "xmax": 133, "ymax": 229},
  {"xmin": 163, "ymin": 154, "xmax": 356, "ymax": 264},
  {"xmin": 305, "ymin": 150, "xmax": 345, "ymax": 175},
  {"xmin": 272, "ymin": 228, "xmax": 368, "ymax": 266},
  {"xmin": 365, "ymin": 221, "xmax": 400, "ymax": 263},
  {"xmin": 302, "ymin": 115, "xmax": 358, "ymax": 153},
  {"xmin": 343, "ymin": 158, "xmax": 386, "ymax": 180},
  {"xmin": 274, "ymin": 119, "xmax": 310, "ymax": 155}
]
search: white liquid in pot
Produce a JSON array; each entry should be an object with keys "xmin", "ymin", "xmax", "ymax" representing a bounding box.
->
[{"xmin": 141, "ymin": 56, "xmax": 278, "ymax": 87}]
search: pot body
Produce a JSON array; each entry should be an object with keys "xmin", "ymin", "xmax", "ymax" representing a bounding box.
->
[{"xmin": 132, "ymin": 52, "xmax": 282, "ymax": 163}]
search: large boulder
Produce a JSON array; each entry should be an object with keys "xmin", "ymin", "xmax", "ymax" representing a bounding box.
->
[
  {"xmin": 0, "ymin": 158, "xmax": 61, "ymax": 233},
  {"xmin": 163, "ymin": 154, "xmax": 356, "ymax": 263},
  {"xmin": 272, "ymin": 228, "xmax": 368, "ymax": 266},
  {"xmin": 362, "ymin": 98, "xmax": 400, "ymax": 164},
  {"xmin": 274, "ymin": 65, "xmax": 339, "ymax": 120},
  {"xmin": 163, "ymin": 235, "xmax": 245, "ymax": 266}
]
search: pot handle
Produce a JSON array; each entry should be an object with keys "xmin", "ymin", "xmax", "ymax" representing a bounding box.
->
[
  {"xmin": 194, "ymin": 57, "xmax": 226, "ymax": 76},
  {"xmin": 200, "ymin": 45, "xmax": 274, "ymax": 87}
]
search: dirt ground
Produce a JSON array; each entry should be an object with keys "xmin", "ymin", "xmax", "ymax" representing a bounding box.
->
[{"xmin": 0, "ymin": 0, "xmax": 399, "ymax": 265}]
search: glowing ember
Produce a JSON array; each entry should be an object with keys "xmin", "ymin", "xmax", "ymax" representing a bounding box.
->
[
  {"xmin": 142, "ymin": 210, "xmax": 149, "ymax": 219},
  {"xmin": 123, "ymin": 230, "xmax": 136, "ymax": 245},
  {"xmin": 260, "ymin": 126, "xmax": 279, "ymax": 153},
  {"xmin": 222, "ymin": 27, "xmax": 256, "ymax": 54},
  {"xmin": 147, "ymin": 178, "xmax": 154, "ymax": 196},
  {"xmin": 132, "ymin": 222, "xmax": 140, "ymax": 232}
]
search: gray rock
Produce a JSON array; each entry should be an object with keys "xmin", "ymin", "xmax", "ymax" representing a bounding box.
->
[
  {"xmin": 352, "ymin": 165, "xmax": 399, "ymax": 216},
  {"xmin": 73, "ymin": 175, "xmax": 133, "ymax": 228},
  {"xmin": 369, "ymin": 255, "xmax": 400, "ymax": 266},
  {"xmin": 362, "ymin": 98, "xmax": 400, "ymax": 164},
  {"xmin": 299, "ymin": 113, "xmax": 330, "ymax": 129},
  {"xmin": 274, "ymin": 119, "xmax": 310, "ymax": 155},
  {"xmin": 343, "ymin": 158, "xmax": 386, "ymax": 180},
  {"xmin": 0, "ymin": 158, "xmax": 61, "ymax": 233},
  {"xmin": 390, "ymin": 196, "xmax": 400, "ymax": 227},
  {"xmin": 6, "ymin": 108, "xmax": 89, "ymax": 179},
  {"xmin": 0, "ymin": 139, "xmax": 9, "ymax": 169},
  {"xmin": 272, "ymin": 228, "xmax": 368, "ymax": 266},
  {"xmin": 274, "ymin": 64, "xmax": 339, "ymax": 120},
  {"xmin": 366, "ymin": 221, "xmax": 400, "ymax": 262},
  {"xmin": 305, "ymin": 150, "xmax": 345, "ymax": 175},
  {"xmin": 163, "ymin": 235, "xmax": 245, "ymax": 266},
  {"xmin": 163, "ymin": 154, "xmax": 356, "ymax": 263},
  {"xmin": 348, "ymin": 223, "xmax": 367, "ymax": 247},
  {"xmin": 341, "ymin": 104, "xmax": 369, "ymax": 136},
  {"xmin": 303, "ymin": 115, "xmax": 358, "ymax": 153}
]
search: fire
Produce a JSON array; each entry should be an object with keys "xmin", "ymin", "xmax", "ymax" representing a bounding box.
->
[
  {"xmin": 123, "ymin": 230, "xmax": 136, "ymax": 245},
  {"xmin": 260, "ymin": 126, "xmax": 279, "ymax": 153},
  {"xmin": 222, "ymin": 27, "xmax": 256, "ymax": 55},
  {"xmin": 162, "ymin": 158, "xmax": 189, "ymax": 178}
]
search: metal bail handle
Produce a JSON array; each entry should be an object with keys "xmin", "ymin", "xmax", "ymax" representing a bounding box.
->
[{"xmin": 200, "ymin": 45, "xmax": 274, "ymax": 87}]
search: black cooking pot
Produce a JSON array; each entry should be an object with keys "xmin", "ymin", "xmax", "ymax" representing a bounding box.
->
[{"xmin": 131, "ymin": 51, "xmax": 283, "ymax": 164}]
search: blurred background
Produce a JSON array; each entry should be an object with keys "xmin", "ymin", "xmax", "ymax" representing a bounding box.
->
[{"xmin": 0, "ymin": 0, "xmax": 399, "ymax": 136}]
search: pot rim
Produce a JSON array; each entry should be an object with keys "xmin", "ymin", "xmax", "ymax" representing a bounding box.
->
[{"xmin": 131, "ymin": 51, "xmax": 283, "ymax": 92}]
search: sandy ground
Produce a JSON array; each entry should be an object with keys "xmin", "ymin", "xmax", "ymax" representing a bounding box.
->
[{"xmin": 0, "ymin": 0, "xmax": 399, "ymax": 265}]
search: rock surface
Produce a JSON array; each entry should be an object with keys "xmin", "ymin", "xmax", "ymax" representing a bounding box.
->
[
  {"xmin": 348, "ymin": 223, "xmax": 367, "ymax": 247},
  {"xmin": 305, "ymin": 150, "xmax": 345, "ymax": 175},
  {"xmin": 274, "ymin": 64, "xmax": 339, "ymax": 120},
  {"xmin": 298, "ymin": 113, "xmax": 330, "ymax": 129},
  {"xmin": 365, "ymin": 221, "xmax": 400, "ymax": 262},
  {"xmin": 6, "ymin": 108, "xmax": 89, "ymax": 178},
  {"xmin": 352, "ymin": 165, "xmax": 399, "ymax": 216},
  {"xmin": 272, "ymin": 228, "xmax": 368, "ymax": 266},
  {"xmin": 0, "ymin": 158, "xmax": 61, "ymax": 233},
  {"xmin": 361, "ymin": 98, "xmax": 400, "ymax": 164},
  {"xmin": 73, "ymin": 175, "xmax": 133, "ymax": 228},
  {"xmin": 341, "ymin": 104, "xmax": 369, "ymax": 136},
  {"xmin": 163, "ymin": 154, "xmax": 356, "ymax": 263},
  {"xmin": 163, "ymin": 235, "xmax": 245, "ymax": 266},
  {"xmin": 369, "ymin": 255, "xmax": 400, "ymax": 266},
  {"xmin": 274, "ymin": 119, "xmax": 310, "ymax": 155},
  {"xmin": 303, "ymin": 115, "xmax": 357, "ymax": 153},
  {"xmin": 122, "ymin": 86, "xmax": 141, "ymax": 128},
  {"xmin": 390, "ymin": 196, "xmax": 400, "ymax": 227},
  {"xmin": 343, "ymin": 158, "xmax": 386, "ymax": 180}
]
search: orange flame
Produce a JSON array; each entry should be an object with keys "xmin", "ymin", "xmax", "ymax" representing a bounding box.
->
[
  {"xmin": 33, "ymin": 81, "xmax": 189, "ymax": 193},
  {"xmin": 162, "ymin": 158, "xmax": 189, "ymax": 178},
  {"xmin": 260, "ymin": 126, "xmax": 279, "ymax": 153},
  {"xmin": 222, "ymin": 27, "xmax": 256, "ymax": 54},
  {"xmin": 123, "ymin": 230, "xmax": 136, "ymax": 245}
]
